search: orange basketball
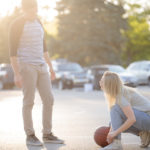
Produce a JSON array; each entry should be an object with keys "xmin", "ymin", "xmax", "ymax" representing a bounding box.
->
[{"xmin": 94, "ymin": 126, "xmax": 110, "ymax": 147}]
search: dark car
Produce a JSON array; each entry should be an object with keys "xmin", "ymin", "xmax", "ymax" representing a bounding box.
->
[
  {"xmin": 52, "ymin": 61, "xmax": 90, "ymax": 89},
  {"xmin": 0, "ymin": 64, "xmax": 14, "ymax": 89},
  {"xmin": 87, "ymin": 65, "xmax": 108, "ymax": 90}
]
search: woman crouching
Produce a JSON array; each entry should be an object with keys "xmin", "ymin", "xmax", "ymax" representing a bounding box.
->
[{"xmin": 99, "ymin": 71, "xmax": 150, "ymax": 150}]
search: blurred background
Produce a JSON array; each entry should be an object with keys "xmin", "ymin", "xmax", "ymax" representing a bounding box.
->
[{"xmin": 0, "ymin": 0, "xmax": 150, "ymax": 90}]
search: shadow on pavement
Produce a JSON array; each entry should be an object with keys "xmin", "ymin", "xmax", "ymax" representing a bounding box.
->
[
  {"xmin": 123, "ymin": 144, "xmax": 150, "ymax": 150},
  {"xmin": 44, "ymin": 143, "xmax": 65, "ymax": 150},
  {"xmin": 26, "ymin": 145, "xmax": 44, "ymax": 150},
  {"xmin": 26, "ymin": 144, "xmax": 65, "ymax": 150}
]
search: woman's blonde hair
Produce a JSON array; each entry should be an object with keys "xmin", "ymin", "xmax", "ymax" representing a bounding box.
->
[
  {"xmin": 102, "ymin": 71, "xmax": 136, "ymax": 108},
  {"xmin": 102, "ymin": 71, "xmax": 123, "ymax": 108}
]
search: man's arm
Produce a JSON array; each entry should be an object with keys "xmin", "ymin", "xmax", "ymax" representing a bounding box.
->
[
  {"xmin": 44, "ymin": 51, "xmax": 56, "ymax": 80},
  {"xmin": 10, "ymin": 56, "xmax": 22, "ymax": 88},
  {"xmin": 10, "ymin": 57, "xmax": 20, "ymax": 75}
]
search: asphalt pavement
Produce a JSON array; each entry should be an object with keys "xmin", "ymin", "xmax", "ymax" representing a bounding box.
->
[{"xmin": 0, "ymin": 86, "xmax": 150, "ymax": 150}]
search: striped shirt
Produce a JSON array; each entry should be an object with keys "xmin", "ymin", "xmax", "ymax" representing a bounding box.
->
[{"xmin": 17, "ymin": 19, "xmax": 45, "ymax": 65}]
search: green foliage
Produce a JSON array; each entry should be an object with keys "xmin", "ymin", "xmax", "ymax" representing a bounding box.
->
[
  {"xmin": 0, "ymin": 1, "xmax": 149, "ymax": 67},
  {"xmin": 123, "ymin": 5, "xmax": 150, "ymax": 65},
  {"xmin": 54, "ymin": 0, "xmax": 126, "ymax": 66}
]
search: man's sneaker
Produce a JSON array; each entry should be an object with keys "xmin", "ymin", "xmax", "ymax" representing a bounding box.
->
[
  {"xmin": 100, "ymin": 139, "xmax": 123, "ymax": 150},
  {"xmin": 26, "ymin": 134, "xmax": 43, "ymax": 146},
  {"xmin": 139, "ymin": 131, "xmax": 150, "ymax": 148},
  {"xmin": 43, "ymin": 133, "xmax": 64, "ymax": 144}
]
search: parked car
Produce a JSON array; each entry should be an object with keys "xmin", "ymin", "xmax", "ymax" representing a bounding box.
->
[
  {"xmin": 118, "ymin": 72, "xmax": 138, "ymax": 87},
  {"xmin": 87, "ymin": 65, "xmax": 107, "ymax": 90},
  {"xmin": 126, "ymin": 60, "xmax": 150, "ymax": 85},
  {"xmin": 0, "ymin": 64, "xmax": 14, "ymax": 89},
  {"xmin": 0, "ymin": 70, "xmax": 7, "ymax": 90},
  {"xmin": 52, "ymin": 61, "xmax": 91, "ymax": 89},
  {"xmin": 107, "ymin": 65, "xmax": 138, "ymax": 87},
  {"xmin": 87, "ymin": 64, "xmax": 137, "ymax": 90}
]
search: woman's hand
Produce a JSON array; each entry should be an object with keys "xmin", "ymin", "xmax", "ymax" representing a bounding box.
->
[{"xmin": 107, "ymin": 131, "xmax": 117, "ymax": 144}]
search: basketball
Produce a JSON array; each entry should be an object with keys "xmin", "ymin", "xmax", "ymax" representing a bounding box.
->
[{"xmin": 94, "ymin": 126, "xmax": 110, "ymax": 147}]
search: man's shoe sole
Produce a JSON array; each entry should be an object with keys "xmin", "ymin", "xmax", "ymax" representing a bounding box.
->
[{"xmin": 43, "ymin": 140, "xmax": 64, "ymax": 144}]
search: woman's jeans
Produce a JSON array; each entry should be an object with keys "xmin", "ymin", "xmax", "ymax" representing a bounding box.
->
[{"xmin": 110, "ymin": 104, "xmax": 150, "ymax": 139}]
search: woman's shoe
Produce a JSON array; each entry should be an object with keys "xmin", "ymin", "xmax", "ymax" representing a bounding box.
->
[
  {"xmin": 139, "ymin": 131, "xmax": 150, "ymax": 148},
  {"xmin": 100, "ymin": 139, "xmax": 123, "ymax": 150}
]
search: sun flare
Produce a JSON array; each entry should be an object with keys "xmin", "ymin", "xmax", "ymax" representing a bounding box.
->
[{"xmin": 0, "ymin": 0, "xmax": 59, "ymax": 21}]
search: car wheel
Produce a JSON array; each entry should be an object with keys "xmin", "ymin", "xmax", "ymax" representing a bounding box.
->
[
  {"xmin": 58, "ymin": 80, "xmax": 65, "ymax": 90},
  {"xmin": 3, "ymin": 83, "xmax": 14, "ymax": 89},
  {"xmin": 0, "ymin": 81, "xmax": 3, "ymax": 90},
  {"xmin": 94, "ymin": 84, "xmax": 100, "ymax": 90},
  {"xmin": 68, "ymin": 81, "xmax": 73, "ymax": 89}
]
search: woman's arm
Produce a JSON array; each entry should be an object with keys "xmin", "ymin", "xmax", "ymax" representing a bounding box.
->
[
  {"xmin": 107, "ymin": 105, "xmax": 136, "ymax": 143},
  {"xmin": 114, "ymin": 105, "xmax": 136, "ymax": 136}
]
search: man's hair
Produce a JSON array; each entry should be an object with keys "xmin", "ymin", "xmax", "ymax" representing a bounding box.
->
[{"xmin": 21, "ymin": 0, "xmax": 37, "ymax": 10}]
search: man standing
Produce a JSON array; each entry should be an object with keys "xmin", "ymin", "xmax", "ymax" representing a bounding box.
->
[{"xmin": 9, "ymin": 0, "xmax": 63, "ymax": 146}]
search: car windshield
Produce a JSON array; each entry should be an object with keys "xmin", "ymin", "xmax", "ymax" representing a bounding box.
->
[
  {"xmin": 109, "ymin": 66, "xmax": 125, "ymax": 73},
  {"xmin": 127, "ymin": 62, "xmax": 150, "ymax": 71},
  {"xmin": 54, "ymin": 63, "xmax": 83, "ymax": 72}
]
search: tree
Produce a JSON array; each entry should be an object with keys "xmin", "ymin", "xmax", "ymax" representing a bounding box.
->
[
  {"xmin": 0, "ymin": 7, "xmax": 22, "ymax": 63},
  {"xmin": 55, "ymin": 0, "xmax": 126, "ymax": 65},
  {"xmin": 122, "ymin": 5, "xmax": 150, "ymax": 65}
]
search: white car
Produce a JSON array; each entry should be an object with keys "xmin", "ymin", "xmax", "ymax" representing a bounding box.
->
[
  {"xmin": 105, "ymin": 65, "xmax": 138, "ymax": 87},
  {"xmin": 119, "ymin": 72, "xmax": 138, "ymax": 87},
  {"xmin": 126, "ymin": 60, "xmax": 150, "ymax": 85}
]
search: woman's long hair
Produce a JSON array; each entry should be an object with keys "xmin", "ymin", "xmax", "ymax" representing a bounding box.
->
[{"xmin": 102, "ymin": 71, "xmax": 135, "ymax": 108}]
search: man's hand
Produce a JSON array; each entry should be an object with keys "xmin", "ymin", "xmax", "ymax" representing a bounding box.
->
[
  {"xmin": 50, "ymin": 69, "xmax": 56, "ymax": 81},
  {"xmin": 14, "ymin": 73, "xmax": 22, "ymax": 88},
  {"xmin": 107, "ymin": 131, "xmax": 117, "ymax": 144}
]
